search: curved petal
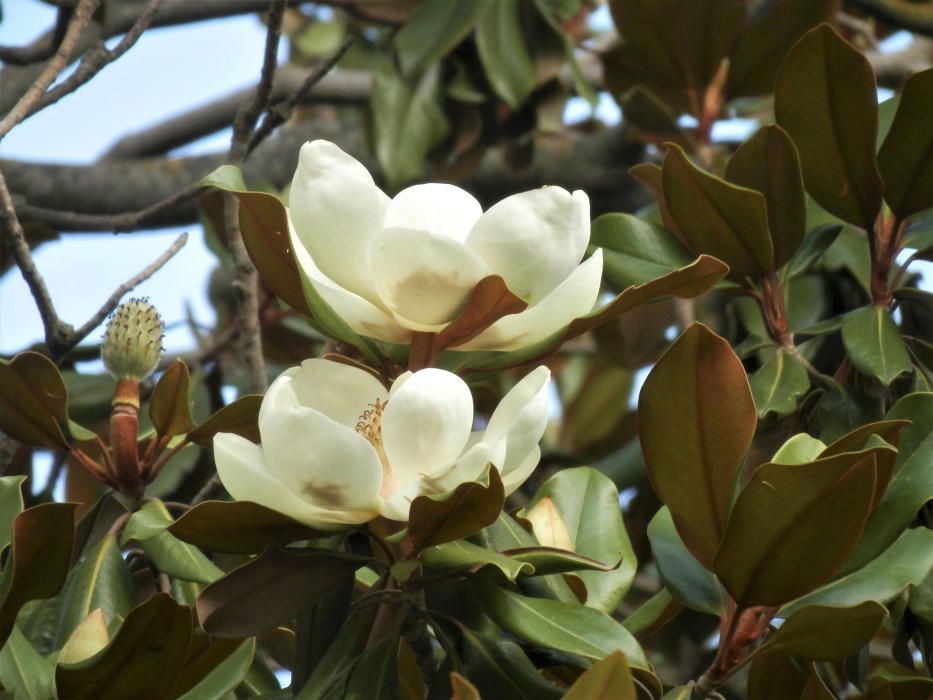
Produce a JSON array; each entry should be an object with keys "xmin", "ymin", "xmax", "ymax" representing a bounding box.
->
[
  {"xmin": 459, "ymin": 250, "xmax": 603, "ymax": 351},
  {"xmin": 213, "ymin": 433, "xmax": 375, "ymax": 527},
  {"xmin": 383, "ymin": 183, "xmax": 483, "ymax": 243},
  {"xmin": 289, "ymin": 140, "xmax": 389, "ymax": 302},
  {"xmin": 466, "ymin": 188, "xmax": 590, "ymax": 301},
  {"xmin": 290, "ymin": 222, "xmax": 409, "ymax": 343},
  {"xmin": 482, "ymin": 366, "xmax": 550, "ymax": 484},
  {"xmin": 369, "ymin": 227, "xmax": 491, "ymax": 331},
  {"xmin": 287, "ymin": 358, "xmax": 388, "ymax": 430},
  {"xmin": 382, "ymin": 369, "xmax": 474, "ymax": 490},
  {"xmin": 499, "ymin": 446, "xmax": 541, "ymax": 495},
  {"xmin": 259, "ymin": 403, "xmax": 384, "ymax": 513}
]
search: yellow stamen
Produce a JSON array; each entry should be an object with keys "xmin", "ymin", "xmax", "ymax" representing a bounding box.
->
[{"xmin": 356, "ymin": 399, "xmax": 397, "ymax": 498}]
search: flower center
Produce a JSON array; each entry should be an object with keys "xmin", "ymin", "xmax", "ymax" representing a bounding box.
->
[{"xmin": 356, "ymin": 399, "xmax": 397, "ymax": 498}]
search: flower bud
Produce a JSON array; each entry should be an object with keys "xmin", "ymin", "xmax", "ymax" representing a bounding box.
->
[{"xmin": 102, "ymin": 298, "xmax": 164, "ymax": 381}]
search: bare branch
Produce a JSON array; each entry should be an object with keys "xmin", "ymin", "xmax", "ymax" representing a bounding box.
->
[
  {"xmin": 0, "ymin": 7, "xmax": 72, "ymax": 66},
  {"xmin": 845, "ymin": 0, "xmax": 933, "ymax": 37},
  {"xmin": 0, "ymin": 0, "xmax": 101, "ymax": 140}
]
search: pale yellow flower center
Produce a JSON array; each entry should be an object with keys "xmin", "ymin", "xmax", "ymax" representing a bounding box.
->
[{"xmin": 356, "ymin": 399, "xmax": 397, "ymax": 498}]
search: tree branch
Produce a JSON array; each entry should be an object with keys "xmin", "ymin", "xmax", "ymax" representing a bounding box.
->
[
  {"xmin": 845, "ymin": 0, "xmax": 933, "ymax": 37},
  {"xmin": 0, "ymin": 6, "xmax": 72, "ymax": 66}
]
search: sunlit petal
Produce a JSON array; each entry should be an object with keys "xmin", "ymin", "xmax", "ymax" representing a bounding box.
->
[{"xmin": 384, "ymin": 183, "xmax": 483, "ymax": 243}]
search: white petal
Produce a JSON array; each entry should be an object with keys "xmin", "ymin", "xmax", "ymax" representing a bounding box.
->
[
  {"xmin": 213, "ymin": 433, "xmax": 375, "ymax": 528},
  {"xmin": 499, "ymin": 446, "xmax": 541, "ymax": 495},
  {"xmin": 369, "ymin": 227, "xmax": 492, "ymax": 331},
  {"xmin": 289, "ymin": 140, "xmax": 389, "ymax": 302},
  {"xmin": 382, "ymin": 369, "xmax": 474, "ymax": 490},
  {"xmin": 483, "ymin": 366, "xmax": 550, "ymax": 483},
  {"xmin": 466, "ymin": 188, "xmax": 590, "ymax": 301},
  {"xmin": 459, "ymin": 250, "xmax": 603, "ymax": 351},
  {"xmin": 286, "ymin": 358, "xmax": 388, "ymax": 430},
  {"xmin": 259, "ymin": 403, "xmax": 384, "ymax": 513},
  {"xmin": 383, "ymin": 183, "xmax": 483, "ymax": 243},
  {"xmin": 290, "ymin": 221, "xmax": 410, "ymax": 343}
]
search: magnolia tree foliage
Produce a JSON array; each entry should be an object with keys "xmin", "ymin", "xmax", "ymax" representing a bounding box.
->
[{"xmin": 0, "ymin": 1, "xmax": 932, "ymax": 699}]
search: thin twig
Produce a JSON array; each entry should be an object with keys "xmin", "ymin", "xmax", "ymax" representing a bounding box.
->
[
  {"xmin": 71, "ymin": 232, "xmax": 189, "ymax": 347},
  {"xmin": 0, "ymin": 0, "xmax": 101, "ymax": 141},
  {"xmin": 0, "ymin": 6, "xmax": 72, "ymax": 66},
  {"xmin": 246, "ymin": 36, "xmax": 356, "ymax": 156},
  {"xmin": 25, "ymin": 0, "xmax": 164, "ymax": 120}
]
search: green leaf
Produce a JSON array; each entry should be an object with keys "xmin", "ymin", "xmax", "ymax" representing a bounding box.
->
[
  {"xmin": 774, "ymin": 25, "xmax": 883, "ymax": 229},
  {"xmin": 662, "ymin": 144, "xmax": 773, "ymax": 279},
  {"xmin": 0, "ymin": 351, "xmax": 70, "ymax": 448},
  {"xmin": 174, "ymin": 638, "xmax": 255, "ymax": 700},
  {"xmin": 53, "ymin": 534, "xmax": 135, "ymax": 650},
  {"xmin": 0, "ymin": 503, "xmax": 76, "ymax": 643},
  {"xmin": 55, "ymin": 593, "xmax": 194, "ymax": 700},
  {"xmin": 590, "ymin": 213, "xmax": 693, "ymax": 290},
  {"xmin": 785, "ymin": 224, "xmax": 842, "ymax": 278},
  {"xmin": 747, "ymin": 651, "xmax": 807, "ymax": 700},
  {"xmin": 504, "ymin": 547, "xmax": 620, "ymax": 577},
  {"xmin": 0, "ymin": 627, "xmax": 54, "ymax": 700},
  {"xmin": 841, "ymin": 305, "xmax": 913, "ymax": 385},
  {"xmin": 121, "ymin": 500, "xmax": 223, "ymax": 585},
  {"xmin": 471, "ymin": 579, "xmax": 648, "ymax": 668},
  {"xmin": 458, "ymin": 626, "xmax": 562, "ymax": 700},
  {"xmin": 186, "ymin": 394, "xmax": 261, "ymax": 447},
  {"xmin": 726, "ymin": 0, "xmax": 837, "ymax": 98},
  {"xmin": 846, "ymin": 393, "xmax": 933, "ymax": 571},
  {"xmin": 197, "ymin": 547, "xmax": 365, "ymax": 638},
  {"xmin": 714, "ymin": 441, "xmax": 897, "ymax": 607},
  {"xmin": 394, "ymin": 0, "xmax": 488, "ymax": 77},
  {"xmin": 758, "ymin": 601, "xmax": 886, "ymax": 660},
  {"xmin": 0, "ymin": 476, "xmax": 25, "ymax": 552},
  {"xmin": 343, "ymin": 634, "xmax": 400, "ymax": 700},
  {"xmin": 725, "ymin": 124, "xmax": 806, "ymax": 268},
  {"xmin": 475, "ymin": 0, "xmax": 536, "ymax": 108},
  {"xmin": 772, "ymin": 433, "xmax": 826, "ymax": 465},
  {"xmin": 521, "ymin": 467, "xmax": 636, "ymax": 613},
  {"xmin": 638, "ymin": 323, "xmax": 756, "ymax": 567},
  {"xmin": 749, "ymin": 348, "xmax": 811, "ymax": 418},
  {"xmin": 621, "ymin": 588, "xmax": 682, "ymax": 639},
  {"xmin": 170, "ymin": 499, "xmax": 328, "ymax": 554},
  {"xmin": 465, "ymin": 254, "xmax": 728, "ymax": 371},
  {"xmin": 372, "ymin": 63, "xmax": 449, "ymax": 188},
  {"xmin": 647, "ymin": 508, "xmax": 727, "ymax": 616},
  {"xmin": 563, "ymin": 651, "xmax": 636, "ymax": 700},
  {"xmin": 148, "ymin": 360, "xmax": 195, "ymax": 438},
  {"xmin": 877, "ymin": 68, "xmax": 933, "ymax": 218},
  {"xmin": 407, "ymin": 466, "xmax": 504, "ymax": 552},
  {"xmin": 421, "ymin": 540, "xmax": 534, "ymax": 582}
]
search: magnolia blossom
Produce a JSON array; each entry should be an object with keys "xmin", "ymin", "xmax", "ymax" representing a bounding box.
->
[
  {"xmin": 288, "ymin": 140, "xmax": 603, "ymax": 351},
  {"xmin": 213, "ymin": 359, "xmax": 551, "ymax": 527}
]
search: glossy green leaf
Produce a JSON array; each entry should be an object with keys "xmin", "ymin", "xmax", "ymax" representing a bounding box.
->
[
  {"xmin": 475, "ymin": 0, "xmax": 535, "ymax": 108},
  {"xmin": 662, "ymin": 144, "xmax": 773, "ymax": 278},
  {"xmin": 186, "ymin": 394, "xmax": 261, "ymax": 447},
  {"xmin": 841, "ymin": 305, "xmax": 913, "ymax": 385},
  {"xmin": 0, "ymin": 476, "xmax": 25, "ymax": 552},
  {"xmin": 408, "ymin": 467, "xmax": 504, "ymax": 552},
  {"xmin": 781, "ymin": 527, "xmax": 933, "ymax": 617},
  {"xmin": 372, "ymin": 62, "xmax": 449, "ymax": 188},
  {"xmin": 785, "ymin": 224, "xmax": 843, "ymax": 278},
  {"xmin": 174, "ymin": 638, "xmax": 255, "ymax": 700},
  {"xmin": 725, "ymin": 124, "xmax": 806, "ymax": 268},
  {"xmin": 0, "ymin": 503, "xmax": 76, "ymax": 642},
  {"xmin": 170, "ymin": 499, "xmax": 328, "ymax": 554},
  {"xmin": 775, "ymin": 25, "xmax": 883, "ymax": 229},
  {"xmin": 0, "ymin": 626, "xmax": 54, "ymax": 700},
  {"xmin": 0, "ymin": 351, "xmax": 70, "ymax": 448},
  {"xmin": 197, "ymin": 547, "xmax": 365, "ymax": 638},
  {"xmin": 343, "ymin": 633, "xmax": 400, "ymax": 700},
  {"xmin": 758, "ymin": 601, "xmax": 886, "ymax": 660},
  {"xmin": 394, "ymin": 0, "xmax": 488, "ymax": 77},
  {"xmin": 750, "ymin": 348, "xmax": 811, "ymax": 418},
  {"xmin": 647, "ymin": 507, "xmax": 727, "ymax": 616},
  {"xmin": 590, "ymin": 213, "xmax": 693, "ymax": 290},
  {"xmin": 55, "ymin": 593, "xmax": 193, "ymax": 700},
  {"xmin": 772, "ymin": 433, "xmax": 827, "ymax": 465},
  {"xmin": 124, "ymin": 500, "xmax": 223, "ymax": 585},
  {"xmin": 877, "ymin": 68, "xmax": 933, "ymax": 218},
  {"xmin": 504, "ymin": 547, "xmax": 620, "ymax": 577},
  {"xmin": 53, "ymin": 534, "xmax": 135, "ymax": 649},
  {"xmin": 472, "ymin": 579, "xmax": 648, "ymax": 668},
  {"xmin": 726, "ymin": 0, "xmax": 837, "ymax": 98},
  {"xmin": 639, "ymin": 323, "xmax": 756, "ymax": 567},
  {"xmin": 864, "ymin": 668, "xmax": 933, "ymax": 700},
  {"xmin": 421, "ymin": 540, "xmax": 534, "ymax": 582},
  {"xmin": 563, "ymin": 651, "xmax": 636, "ymax": 700},
  {"xmin": 148, "ymin": 360, "xmax": 195, "ymax": 438},
  {"xmin": 714, "ymin": 442, "xmax": 897, "ymax": 607},
  {"xmin": 846, "ymin": 393, "xmax": 933, "ymax": 571},
  {"xmin": 521, "ymin": 467, "xmax": 636, "ymax": 613},
  {"xmin": 748, "ymin": 650, "xmax": 807, "ymax": 700},
  {"xmin": 458, "ymin": 626, "xmax": 562, "ymax": 699}
]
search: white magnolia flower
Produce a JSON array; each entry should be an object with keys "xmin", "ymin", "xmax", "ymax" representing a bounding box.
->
[
  {"xmin": 213, "ymin": 359, "xmax": 551, "ymax": 527},
  {"xmin": 288, "ymin": 140, "xmax": 603, "ymax": 351}
]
